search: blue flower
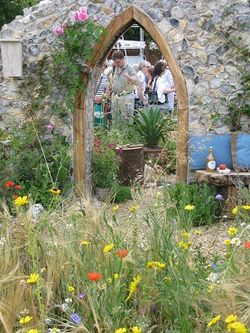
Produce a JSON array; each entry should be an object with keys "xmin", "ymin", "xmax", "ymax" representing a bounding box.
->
[
  {"xmin": 70, "ymin": 313, "xmax": 81, "ymax": 325},
  {"xmin": 209, "ymin": 261, "xmax": 217, "ymax": 271}
]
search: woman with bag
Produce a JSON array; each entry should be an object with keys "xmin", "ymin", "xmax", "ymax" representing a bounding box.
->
[
  {"xmin": 150, "ymin": 61, "xmax": 176, "ymax": 115},
  {"xmin": 94, "ymin": 63, "xmax": 111, "ymax": 127}
]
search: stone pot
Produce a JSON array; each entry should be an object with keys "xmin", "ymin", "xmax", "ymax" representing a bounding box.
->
[{"xmin": 94, "ymin": 187, "xmax": 112, "ymax": 202}]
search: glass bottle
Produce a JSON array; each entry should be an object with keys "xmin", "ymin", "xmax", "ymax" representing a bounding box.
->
[{"xmin": 206, "ymin": 147, "xmax": 216, "ymax": 172}]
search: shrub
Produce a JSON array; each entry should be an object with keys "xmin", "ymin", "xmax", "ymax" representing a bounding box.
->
[
  {"xmin": 164, "ymin": 182, "xmax": 220, "ymax": 226},
  {"xmin": 113, "ymin": 186, "xmax": 133, "ymax": 203}
]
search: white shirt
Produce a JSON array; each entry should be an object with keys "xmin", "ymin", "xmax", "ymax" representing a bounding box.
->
[{"xmin": 152, "ymin": 76, "xmax": 167, "ymax": 103}]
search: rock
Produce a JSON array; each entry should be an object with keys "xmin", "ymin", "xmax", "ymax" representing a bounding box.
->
[
  {"xmin": 219, "ymin": 84, "xmax": 233, "ymax": 94},
  {"xmin": 147, "ymin": 9, "xmax": 163, "ymax": 22},
  {"xmin": 28, "ymin": 204, "xmax": 45, "ymax": 223},
  {"xmin": 170, "ymin": 18, "xmax": 179, "ymax": 27}
]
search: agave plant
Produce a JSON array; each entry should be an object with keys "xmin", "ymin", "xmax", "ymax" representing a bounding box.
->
[{"xmin": 131, "ymin": 107, "xmax": 166, "ymax": 148}]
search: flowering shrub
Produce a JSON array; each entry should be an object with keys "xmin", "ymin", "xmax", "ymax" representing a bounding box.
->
[{"xmin": 53, "ymin": 7, "xmax": 105, "ymax": 110}]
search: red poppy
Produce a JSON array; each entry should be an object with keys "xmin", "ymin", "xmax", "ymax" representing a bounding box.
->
[
  {"xmin": 87, "ymin": 272, "xmax": 102, "ymax": 282},
  {"xmin": 116, "ymin": 249, "xmax": 128, "ymax": 258},
  {"xmin": 243, "ymin": 241, "xmax": 250, "ymax": 249},
  {"xmin": 4, "ymin": 181, "xmax": 15, "ymax": 188},
  {"xmin": 14, "ymin": 184, "xmax": 22, "ymax": 190}
]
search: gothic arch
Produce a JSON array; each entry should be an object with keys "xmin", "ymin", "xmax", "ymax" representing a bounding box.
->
[{"xmin": 73, "ymin": 5, "xmax": 189, "ymax": 194}]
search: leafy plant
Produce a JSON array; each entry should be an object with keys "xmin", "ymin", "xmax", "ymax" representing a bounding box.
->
[
  {"xmin": 130, "ymin": 108, "xmax": 166, "ymax": 148},
  {"xmin": 165, "ymin": 182, "xmax": 220, "ymax": 226},
  {"xmin": 113, "ymin": 186, "xmax": 132, "ymax": 203},
  {"xmin": 92, "ymin": 137, "xmax": 119, "ymax": 188}
]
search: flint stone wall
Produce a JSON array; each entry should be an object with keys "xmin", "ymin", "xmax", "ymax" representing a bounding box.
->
[{"xmin": 0, "ymin": 0, "xmax": 249, "ymax": 182}]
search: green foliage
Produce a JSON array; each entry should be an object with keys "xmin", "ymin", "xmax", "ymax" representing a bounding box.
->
[
  {"xmin": 130, "ymin": 108, "xmax": 166, "ymax": 148},
  {"xmin": 165, "ymin": 182, "xmax": 220, "ymax": 227},
  {"xmin": 0, "ymin": 119, "xmax": 71, "ymax": 209},
  {"xmin": 92, "ymin": 137, "xmax": 119, "ymax": 188},
  {"xmin": 52, "ymin": 15, "xmax": 105, "ymax": 112},
  {"xmin": 0, "ymin": 0, "xmax": 39, "ymax": 28},
  {"xmin": 224, "ymin": 72, "xmax": 250, "ymax": 131},
  {"xmin": 113, "ymin": 186, "xmax": 132, "ymax": 203}
]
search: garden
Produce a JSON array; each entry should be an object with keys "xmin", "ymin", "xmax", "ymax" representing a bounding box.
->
[{"xmin": 0, "ymin": 4, "xmax": 250, "ymax": 333}]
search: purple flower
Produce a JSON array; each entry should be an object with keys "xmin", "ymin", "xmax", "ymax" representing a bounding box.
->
[
  {"xmin": 47, "ymin": 122, "xmax": 55, "ymax": 131},
  {"xmin": 215, "ymin": 194, "xmax": 224, "ymax": 201},
  {"xmin": 70, "ymin": 313, "xmax": 81, "ymax": 325},
  {"xmin": 78, "ymin": 293, "xmax": 86, "ymax": 300},
  {"xmin": 54, "ymin": 27, "xmax": 64, "ymax": 36}
]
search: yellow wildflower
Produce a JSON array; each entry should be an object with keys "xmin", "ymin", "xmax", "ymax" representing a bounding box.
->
[
  {"xmin": 208, "ymin": 284, "xmax": 216, "ymax": 293},
  {"xmin": 129, "ymin": 205, "xmax": 140, "ymax": 213},
  {"xmin": 193, "ymin": 229, "xmax": 202, "ymax": 235},
  {"xmin": 146, "ymin": 261, "xmax": 166, "ymax": 269},
  {"xmin": 19, "ymin": 315, "xmax": 33, "ymax": 324},
  {"xmin": 50, "ymin": 329, "xmax": 60, "ymax": 333},
  {"xmin": 225, "ymin": 314, "xmax": 237, "ymax": 323},
  {"xmin": 80, "ymin": 240, "xmax": 90, "ymax": 246},
  {"xmin": 26, "ymin": 273, "xmax": 39, "ymax": 284},
  {"xmin": 131, "ymin": 327, "xmax": 142, "ymax": 333},
  {"xmin": 14, "ymin": 196, "xmax": 29, "ymax": 206},
  {"xmin": 112, "ymin": 205, "xmax": 120, "ymax": 212},
  {"xmin": 232, "ymin": 206, "xmax": 238, "ymax": 215},
  {"xmin": 224, "ymin": 239, "xmax": 231, "ymax": 245},
  {"xmin": 49, "ymin": 188, "xmax": 61, "ymax": 195},
  {"xmin": 103, "ymin": 243, "xmax": 114, "ymax": 253},
  {"xmin": 67, "ymin": 285, "xmax": 75, "ymax": 293},
  {"xmin": 181, "ymin": 231, "xmax": 191, "ymax": 238},
  {"xmin": 108, "ymin": 273, "xmax": 121, "ymax": 283},
  {"xmin": 184, "ymin": 204, "xmax": 195, "ymax": 211},
  {"xmin": 178, "ymin": 240, "xmax": 192, "ymax": 250},
  {"xmin": 207, "ymin": 314, "xmax": 221, "ymax": 327},
  {"xmin": 227, "ymin": 321, "xmax": 247, "ymax": 333},
  {"xmin": 126, "ymin": 275, "xmax": 142, "ymax": 301},
  {"xmin": 242, "ymin": 204, "xmax": 250, "ymax": 210},
  {"xmin": 27, "ymin": 330, "xmax": 39, "ymax": 333},
  {"xmin": 227, "ymin": 227, "xmax": 238, "ymax": 236},
  {"xmin": 165, "ymin": 275, "xmax": 171, "ymax": 283},
  {"xmin": 115, "ymin": 328, "xmax": 127, "ymax": 333}
]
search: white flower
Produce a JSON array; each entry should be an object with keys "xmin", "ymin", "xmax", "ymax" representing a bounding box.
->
[
  {"xmin": 0, "ymin": 237, "xmax": 6, "ymax": 246},
  {"xmin": 231, "ymin": 237, "xmax": 241, "ymax": 246},
  {"xmin": 61, "ymin": 303, "xmax": 67, "ymax": 312},
  {"xmin": 65, "ymin": 297, "xmax": 73, "ymax": 304},
  {"xmin": 206, "ymin": 272, "xmax": 219, "ymax": 283}
]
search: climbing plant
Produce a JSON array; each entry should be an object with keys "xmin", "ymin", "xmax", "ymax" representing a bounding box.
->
[{"xmin": 52, "ymin": 7, "xmax": 105, "ymax": 112}]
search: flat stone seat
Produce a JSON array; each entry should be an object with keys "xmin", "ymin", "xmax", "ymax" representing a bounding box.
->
[{"xmin": 195, "ymin": 170, "xmax": 250, "ymax": 217}]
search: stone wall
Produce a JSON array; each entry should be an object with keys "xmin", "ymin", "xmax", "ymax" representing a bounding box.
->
[{"xmin": 0, "ymin": 0, "xmax": 249, "ymax": 182}]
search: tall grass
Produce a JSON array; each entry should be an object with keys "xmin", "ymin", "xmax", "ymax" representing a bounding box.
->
[{"xmin": 0, "ymin": 185, "xmax": 249, "ymax": 332}]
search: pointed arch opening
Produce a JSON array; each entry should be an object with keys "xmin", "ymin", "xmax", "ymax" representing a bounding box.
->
[{"xmin": 73, "ymin": 5, "xmax": 189, "ymax": 195}]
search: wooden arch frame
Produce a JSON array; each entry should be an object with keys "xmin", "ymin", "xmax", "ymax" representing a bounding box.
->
[{"xmin": 73, "ymin": 5, "xmax": 189, "ymax": 194}]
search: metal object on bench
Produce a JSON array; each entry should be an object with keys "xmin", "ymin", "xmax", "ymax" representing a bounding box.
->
[{"xmin": 195, "ymin": 170, "xmax": 250, "ymax": 217}]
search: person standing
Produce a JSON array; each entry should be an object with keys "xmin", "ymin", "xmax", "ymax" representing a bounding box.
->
[
  {"xmin": 111, "ymin": 51, "xmax": 138, "ymax": 126},
  {"xmin": 151, "ymin": 61, "xmax": 176, "ymax": 115},
  {"xmin": 162, "ymin": 62, "xmax": 176, "ymax": 114}
]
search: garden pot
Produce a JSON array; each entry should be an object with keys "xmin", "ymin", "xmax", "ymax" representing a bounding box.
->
[
  {"xmin": 94, "ymin": 187, "xmax": 112, "ymax": 202},
  {"xmin": 117, "ymin": 144, "xmax": 144, "ymax": 186}
]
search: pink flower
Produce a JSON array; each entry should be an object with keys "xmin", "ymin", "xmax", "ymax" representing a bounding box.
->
[
  {"xmin": 54, "ymin": 27, "xmax": 64, "ymax": 36},
  {"xmin": 46, "ymin": 121, "xmax": 55, "ymax": 131},
  {"xmin": 62, "ymin": 21, "xmax": 69, "ymax": 29},
  {"xmin": 73, "ymin": 11, "xmax": 80, "ymax": 21},
  {"xmin": 78, "ymin": 10, "xmax": 89, "ymax": 21},
  {"xmin": 94, "ymin": 15, "xmax": 99, "ymax": 22}
]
